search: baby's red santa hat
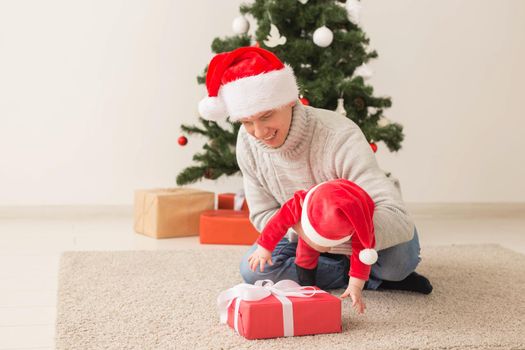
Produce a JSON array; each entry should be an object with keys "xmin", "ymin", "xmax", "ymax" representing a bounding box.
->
[
  {"xmin": 301, "ymin": 179, "xmax": 378, "ymax": 265},
  {"xmin": 198, "ymin": 46, "xmax": 299, "ymax": 121}
]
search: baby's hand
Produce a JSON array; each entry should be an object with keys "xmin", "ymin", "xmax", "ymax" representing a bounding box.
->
[
  {"xmin": 248, "ymin": 245, "xmax": 273, "ymax": 272},
  {"xmin": 340, "ymin": 277, "xmax": 366, "ymax": 314}
]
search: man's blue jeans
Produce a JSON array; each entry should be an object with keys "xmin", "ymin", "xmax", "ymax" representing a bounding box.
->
[{"xmin": 240, "ymin": 227, "xmax": 422, "ymax": 290}]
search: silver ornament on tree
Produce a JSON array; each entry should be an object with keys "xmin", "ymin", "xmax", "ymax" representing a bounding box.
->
[
  {"xmin": 346, "ymin": 0, "xmax": 362, "ymax": 25},
  {"xmin": 335, "ymin": 97, "xmax": 347, "ymax": 117},
  {"xmin": 232, "ymin": 15, "xmax": 250, "ymax": 34},
  {"xmin": 264, "ymin": 23, "xmax": 286, "ymax": 47},
  {"xmin": 313, "ymin": 26, "xmax": 333, "ymax": 47},
  {"xmin": 298, "ymin": 0, "xmax": 309, "ymax": 4}
]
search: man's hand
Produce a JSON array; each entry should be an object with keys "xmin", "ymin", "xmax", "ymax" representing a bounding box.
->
[
  {"xmin": 248, "ymin": 245, "xmax": 273, "ymax": 272},
  {"xmin": 340, "ymin": 277, "xmax": 366, "ymax": 314}
]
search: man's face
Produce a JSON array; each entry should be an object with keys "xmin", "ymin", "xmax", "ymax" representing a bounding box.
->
[{"xmin": 239, "ymin": 101, "xmax": 295, "ymax": 148}]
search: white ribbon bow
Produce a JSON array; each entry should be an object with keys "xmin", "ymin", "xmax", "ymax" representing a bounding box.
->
[
  {"xmin": 233, "ymin": 188, "xmax": 245, "ymax": 211},
  {"xmin": 217, "ymin": 279, "xmax": 325, "ymax": 337}
]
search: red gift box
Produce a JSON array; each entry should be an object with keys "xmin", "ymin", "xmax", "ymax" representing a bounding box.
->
[
  {"xmin": 200, "ymin": 209, "xmax": 259, "ymax": 245},
  {"xmin": 217, "ymin": 192, "xmax": 249, "ymax": 212},
  {"xmin": 218, "ymin": 280, "xmax": 342, "ymax": 339}
]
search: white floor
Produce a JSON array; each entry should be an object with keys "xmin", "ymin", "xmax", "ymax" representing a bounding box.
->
[{"xmin": 0, "ymin": 204, "xmax": 524, "ymax": 350}]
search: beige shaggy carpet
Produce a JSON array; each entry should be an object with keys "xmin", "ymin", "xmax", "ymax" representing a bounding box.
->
[{"xmin": 55, "ymin": 245, "xmax": 525, "ymax": 349}]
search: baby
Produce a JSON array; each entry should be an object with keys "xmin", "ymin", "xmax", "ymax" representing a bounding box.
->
[{"xmin": 248, "ymin": 179, "xmax": 378, "ymax": 314}]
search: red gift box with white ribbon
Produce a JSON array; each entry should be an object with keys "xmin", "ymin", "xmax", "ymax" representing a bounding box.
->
[{"xmin": 217, "ymin": 280, "xmax": 342, "ymax": 339}]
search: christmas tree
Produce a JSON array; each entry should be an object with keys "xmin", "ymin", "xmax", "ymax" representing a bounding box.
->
[{"xmin": 176, "ymin": 0, "xmax": 404, "ymax": 186}]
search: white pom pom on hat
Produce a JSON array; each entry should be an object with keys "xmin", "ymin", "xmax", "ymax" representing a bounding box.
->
[
  {"xmin": 359, "ymin": 248, "xmax": 378, "ymax": 265},
  {"xmin": 198, "ymin": 96, "xmax": 227, "ymax": 121}
]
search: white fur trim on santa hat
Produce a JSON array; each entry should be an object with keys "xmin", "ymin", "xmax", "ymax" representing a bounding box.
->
[
  {"xmin": 198, "ymin": 96, "xmax": 227, "ymax": 121},
  {"xmin": 301, "ymin": 182, "xmax": 352, "ymax": 248},
  {"xmin": 219, "ymin": 64, "xmax": 299, "ymax": 121}
]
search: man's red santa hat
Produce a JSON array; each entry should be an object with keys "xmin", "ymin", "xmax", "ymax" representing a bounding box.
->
[
  {"xmin": 198, "ymin": 46, "xmax": 299, "ymax": 121},
  {"xmin": 301, "ymin": 179, "xmax": 378, "ymax": 265}
]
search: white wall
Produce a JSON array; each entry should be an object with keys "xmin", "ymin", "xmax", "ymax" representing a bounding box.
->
[
  {"xmin": 364, "ymin": 0, "xmax": 525, "ymax": 203},
  {"xmin": 0, "ymin": 0, "xmax": 523, "ymax": 205}
]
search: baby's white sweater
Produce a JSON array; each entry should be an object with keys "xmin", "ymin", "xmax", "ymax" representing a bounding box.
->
[{"xmin": 236, "ymin": 101, "xmax": 415, "ymax": 254}]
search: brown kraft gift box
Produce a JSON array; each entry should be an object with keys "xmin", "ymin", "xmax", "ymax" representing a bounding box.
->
[{"xmin": 134, "ymin": 188, "xmax": 214, "ymax": 238}]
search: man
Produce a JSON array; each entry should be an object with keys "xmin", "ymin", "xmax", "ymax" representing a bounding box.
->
[{"xmin": 198, "ymin": 46, "xmax": 432, "ymax": 294}]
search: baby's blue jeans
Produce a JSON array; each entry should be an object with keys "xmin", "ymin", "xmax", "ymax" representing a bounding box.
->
[{"xmin": 239, "ymin": 227, "xmax": 421, "ymax": 290}]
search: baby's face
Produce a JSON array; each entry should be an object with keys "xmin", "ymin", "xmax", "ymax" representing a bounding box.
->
[{"xmin": 298, "ymin": 229, "xmax": 331, "ymax": 253}]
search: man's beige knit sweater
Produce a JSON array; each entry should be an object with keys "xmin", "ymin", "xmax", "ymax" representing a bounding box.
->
[{"xmin": 236, "ymin": 101, "xmax": 414, "ymax": 254}]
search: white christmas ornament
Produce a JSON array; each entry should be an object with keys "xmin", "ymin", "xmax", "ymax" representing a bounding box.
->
[
  {"xmin": 354, "ymin": 63, "xmax": 373, "ymax": 80},
  {"xmin": 313, "ymin": 26, "xmax": 333, "ymax": 47},
  {"xmin": 264, "ymin": 24, "xmax": 287, "ymax": 47},
  {"xmin": 335, "ymin": 98, "xmax": 347, "ymax": 117},
  {"xmin": 346, "ymin": 0, "xmax": 362, "ymax": 25},
  {"xmin": 232, "ymin": 16, "xmax": 250, "ymax": 34},
  {"xmin": 298, "ymin": 0, "xmax": 309, "ymax": 4}
]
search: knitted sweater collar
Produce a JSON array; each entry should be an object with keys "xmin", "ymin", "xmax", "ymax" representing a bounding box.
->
[{"xmin": 254, "ymin": 101, "xmax": 310, "ymax": 157}]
